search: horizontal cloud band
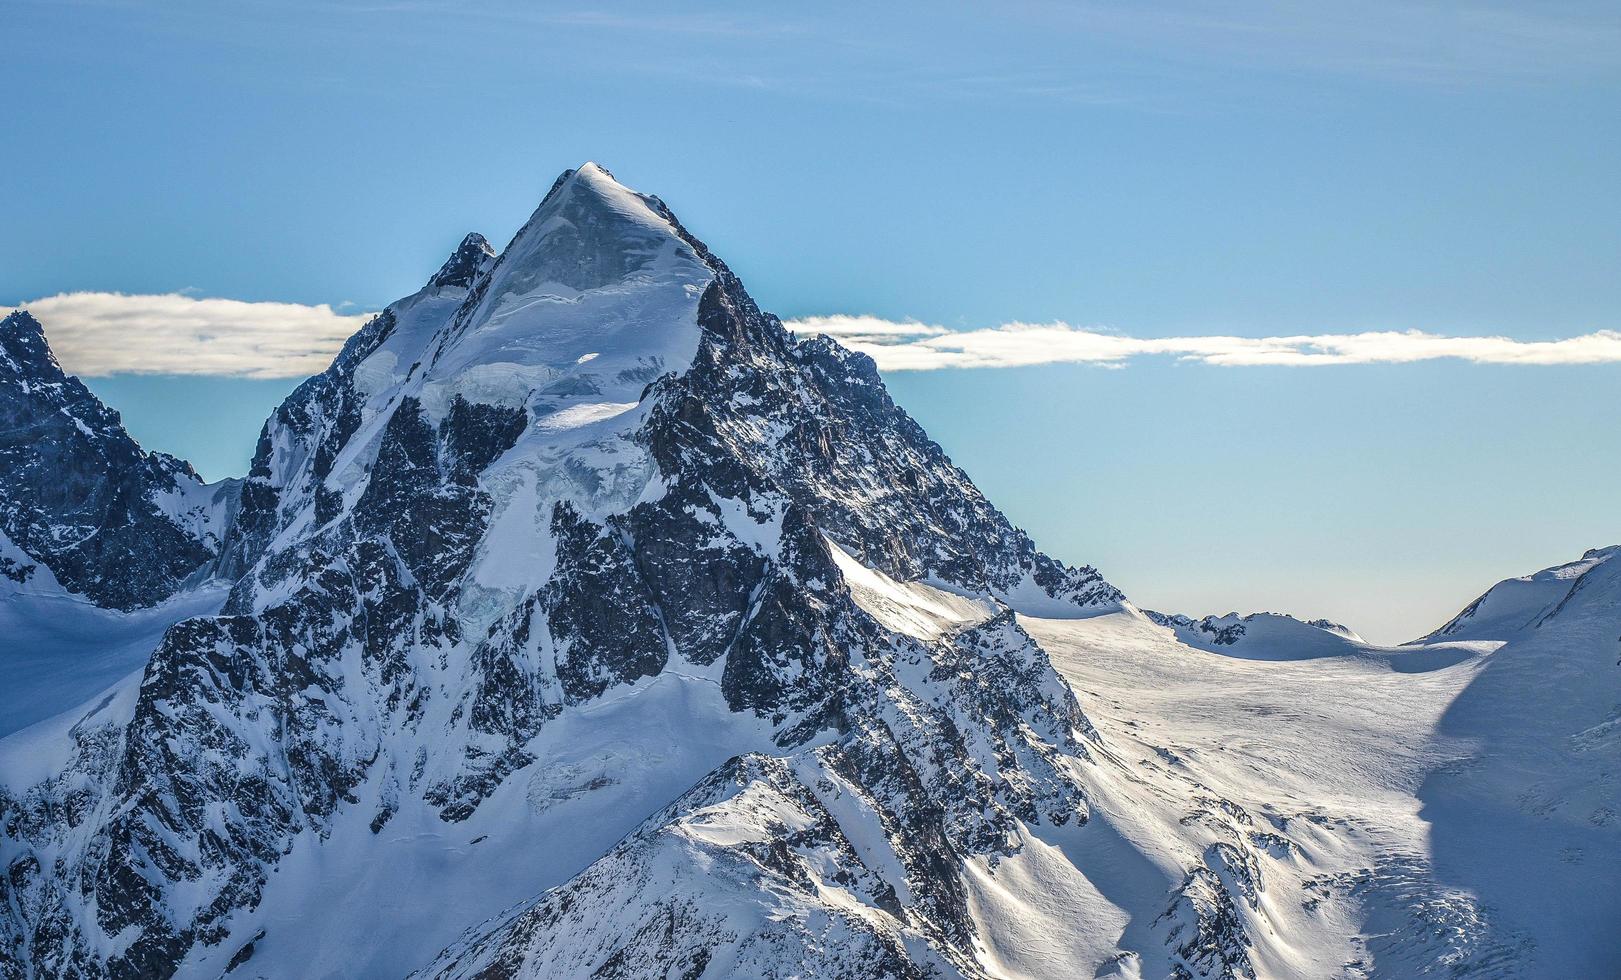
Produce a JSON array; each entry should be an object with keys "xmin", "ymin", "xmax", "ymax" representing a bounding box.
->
[
  {"xmin": 5, "ymin": 292, "xmax": 373, "ymax": 380},
  {"xmin": 787, "ymin": 315, "xmax": 1621, "ymax": 370},
  {"xmin": 6, "ymin": 294, "xmax": 1619, "ymax": 378}
]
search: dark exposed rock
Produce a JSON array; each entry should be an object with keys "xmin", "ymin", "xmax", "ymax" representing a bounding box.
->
[
  {"xmin": 0, "ymin": 310, "xmax": 224, "ymax": 608},
  {"xmin": 1157, "ymin": 862, "xmax": 1258, "ymax": 980},
  {"xmin": 427, "ymin": 233, "xmax": 496, "ymax": 290},
  {"xmin": 353, "ymin": 396, "xmax": 496, "ymax": 600},
  {"xmin": 0, "ymin": 554, "xmax": 35, "ymax": 583},
  {"xmin": 545, "ymin": 501, "xmax": 668, "ymax": 704},
  {"xmin": 641, "ymin": 233, "xmax": 1122, "ymax": 612},
  {"xmin": 1148, "ymin": 611, "xmax": 1249, "ymax": 646}
]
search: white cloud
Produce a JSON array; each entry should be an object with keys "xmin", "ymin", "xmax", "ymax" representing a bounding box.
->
[
  {"xmin": 5, "ymin": 292, "xmax": 372, "ymax": 379},
  {"xmin": 786, "ymin": 314, "xmax": 949, "ymax": 341},
  {"xmin": 6, "ymin": 294, "xmax": 1617, "ymax": 380},
  {"xmin": 785, "ymin": 317, "xmax": 1621, "ymax": 371}
]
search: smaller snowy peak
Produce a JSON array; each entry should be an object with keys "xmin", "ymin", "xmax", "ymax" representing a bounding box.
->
[
  {"xmin": 1426, "ymin": 545, "xmax": 1621, "ymax": 642},
  {"xmin": 427, "ymin": 232, "xmax": 497, "ymax": 290},
  {"xmin": 2, "ymin": 311, "xmax": 115, "ymax": 435},
  {"xmin": 0, "ymin": 310, "xmax": 57, "ymax": 378},
  {"xmin": 1145, "ymin": 608, "xmax": 1364, "ymax": 657}
]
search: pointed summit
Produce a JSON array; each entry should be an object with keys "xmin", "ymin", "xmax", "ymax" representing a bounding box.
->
[
  {"xmin": 536, "ymin": 161, "xmax": 625, "ymax": 208},
  {"xmin": 426, "ymin": 232, "xmax": 496, "ymax": 290},
  {"xmin": 1, "ymin": 309, "xmax": 45, "ymax": 339},
  {"xmin": 0, "ymin": 310, "xmax": 57, "ymax": 378},
  {"xmin": 479, "ymin": 161, "xmax": 699, "ymax": 303},
  {"xmin": 2, "ymin": 309, "xmax": 118, "ymax": 434},
  {"xmin": 421, "ymin": 162, "xmax": 714, "ymax": 401}
]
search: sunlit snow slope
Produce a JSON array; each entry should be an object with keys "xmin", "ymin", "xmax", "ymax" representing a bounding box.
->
[
  {"xmin": 425, "ymin": 546, "xmax": 1620, "ymax": 980},
  {"xmin": 1014, "ymin": 549, "xmax": 1621, "ymax": 979}
]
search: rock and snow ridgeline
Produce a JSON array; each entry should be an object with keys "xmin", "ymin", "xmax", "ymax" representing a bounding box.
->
[
  {"xmin": 0, "ymin": 164, "xmax": 1616, "ymax": 979},
  {"xmin": 0, "ymin": 310, "xmax": 235, "ymax": 610}
]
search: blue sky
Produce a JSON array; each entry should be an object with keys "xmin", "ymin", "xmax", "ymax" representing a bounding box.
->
[{"xmin": 4, "ymin": 0, "xmax": 1619, "ymax": 641}]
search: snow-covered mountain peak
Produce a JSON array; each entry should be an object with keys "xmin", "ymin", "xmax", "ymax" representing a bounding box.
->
[
  {"xmin": 477, "ymin": 160, "xmax": 701, "ymax": 302},
  {"xmin": 3, "ymin": 165, "xmax": 1135, "ymax": 978},
  {"xmin": 2, "ymin": 309, "xmax": 139, "ymax": 450},
  {"xmin": 402, "ymin": 163, "xmax": 710, "ymax": 430}
]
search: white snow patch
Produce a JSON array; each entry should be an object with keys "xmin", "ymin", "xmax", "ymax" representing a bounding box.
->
[
  {"xmin": 533, "ymin": 401, "xmax": 639, "ymax": 432},
  {"xmin": 826, "ymin": 538, "xmax": 996, "ymax": 640}
]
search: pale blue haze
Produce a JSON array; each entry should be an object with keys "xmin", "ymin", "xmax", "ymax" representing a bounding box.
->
[{"xmin": 4, "ymin": 0, "xmax": 1619, "ymax": 641}]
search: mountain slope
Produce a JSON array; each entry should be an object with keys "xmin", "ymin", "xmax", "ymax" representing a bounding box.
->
[
  {"xmin": 430, "ymin": 545, "xmax": 1621, "ymax": 980},
  {"xmin": 0, "ymin": 311, "xmax": 233, "ymax": 611},
  {"xmin": 0, "ymin": 311, "xmax": 236, "ymax": 737},
  {"xmin": 0, "ymin": 164, "xmax": 1117, "ymax": 979},
  {"xmin": 1025, "ymin": 547, "xmax": 1620, "ymax": 979},
  {"xmin": 1422, "ymin": 545, "xmax": 1617, "ymax": 642},
  {"xmin": 0, "ymin": 568, "xmax": 227, "ymax": 737},
  {"xmin": 1416, "ymin": 546, "xmax": 1621, "ymax": 977}
]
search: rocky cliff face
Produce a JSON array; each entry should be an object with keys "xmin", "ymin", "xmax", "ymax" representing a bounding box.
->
[
  {"xmin": 0, "ymin": 164, "xmax": 1119, "ymax": 979},
  {"xmin": 0, "ymin": 312, "xmax": 233, "ymax": 610}
]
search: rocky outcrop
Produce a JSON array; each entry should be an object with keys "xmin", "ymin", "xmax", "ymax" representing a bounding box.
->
[{"xmin": 0, "ymin": 311, "xmax": 231, "ymax": 609}]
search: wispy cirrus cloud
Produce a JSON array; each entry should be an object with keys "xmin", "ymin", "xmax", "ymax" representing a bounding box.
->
[
  {"xmin": 5, "ymin": 292, "xmax": 373, "ymax": 379},
  {"xmin": 788, "ymin": 315, "xmax": 1621, "ymax": 370}
]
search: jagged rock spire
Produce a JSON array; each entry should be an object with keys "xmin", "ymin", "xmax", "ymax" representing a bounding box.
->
[{"xmin": 426, "ymin": 232, "xmax": 496, "ymax": 290}]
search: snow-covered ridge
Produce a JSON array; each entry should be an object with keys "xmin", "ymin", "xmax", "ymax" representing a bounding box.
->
[
  {"xmin": 1424, "ymin": 543, "xmax": 1620, "ymax": 641},
  {"xmin": 826, "ymin": 536, "xmax": 998, "ymax": 640},
  {"xmin": 1143, "ymin": 608, "xmax": 1366, "ymax": 658}
]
